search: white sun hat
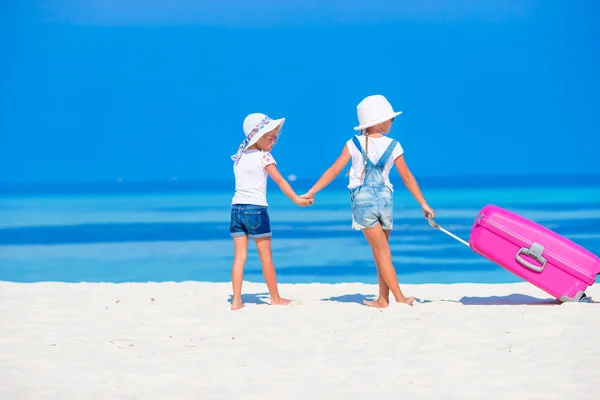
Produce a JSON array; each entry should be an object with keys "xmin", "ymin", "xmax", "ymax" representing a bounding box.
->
[
  {"xmin": 231, "ymin": 113, "xmax": 285, "ymax": 162},
  {"xmin": 354, "ymin": 94, "xmax": 402, "ymax": 131}
]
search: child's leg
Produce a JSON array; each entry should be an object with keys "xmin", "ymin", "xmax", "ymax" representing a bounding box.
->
[
  {"xmin": 362, "ymin": 225, "xmax": 414, "ymax": 306},
  {"xmin": 254, "ymin": 236, "xmax": 292, "ymax": 306},
  {"xmin": 363, "ymin": 229, "xmax": 392, "ymax": 307},
  {"xmin": 231, "ymin": 235, "xmax": 249, "ymax": 310}
]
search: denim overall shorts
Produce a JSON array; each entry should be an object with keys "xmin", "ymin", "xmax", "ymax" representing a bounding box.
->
[{"xmin": 349, "ymin": 136, "xmax": 398, "ymax": 231}]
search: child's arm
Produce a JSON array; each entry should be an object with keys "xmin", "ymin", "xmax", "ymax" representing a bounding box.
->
[
  {"xmin": 303, "ymin": 146, "xmax": 351, "ymax": 197},
  {"xmin": 265, "ymin": 164, "xmax": 312, "ymax": 207},
  {"xmin": 394, "ymin": 155, "xmax": 434, "ymax": 218}
]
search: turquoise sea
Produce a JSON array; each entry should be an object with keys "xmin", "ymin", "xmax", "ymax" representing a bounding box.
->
[{"xmin": 1, "ymin": 176, "xmax": 599, "ymax": 285}]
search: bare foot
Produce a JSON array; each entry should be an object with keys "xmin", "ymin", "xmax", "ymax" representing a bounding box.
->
[
  {"xmin": 231, "ymin": 300, "xmax": 244, "ymax": 311},
  {"xmin": 270, "ymin": 297, "xmax": 293, "ymax": 306},
  {"xmin": 363, "ymin": 297, "xmax": 389, "ymax": 308},
  {"xmin": 396, "ymin": 296, "xmax": 416, "ymax": 307}
]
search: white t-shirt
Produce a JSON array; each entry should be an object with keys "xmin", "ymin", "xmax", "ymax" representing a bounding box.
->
[
  {"xmin": 346, "ymin": 135, "xmax": 404, "ymax": 191},
  {"xmin": 231, "ymin": 149, "xmax": 277, "ymax": 206}
]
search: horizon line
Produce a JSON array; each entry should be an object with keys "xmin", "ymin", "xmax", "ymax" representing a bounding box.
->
[{"xmin": 1, "ymin": 173, "xmax": 599, "ymax": 188}]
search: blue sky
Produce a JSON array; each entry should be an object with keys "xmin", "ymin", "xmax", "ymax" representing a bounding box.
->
[{"xmin": 1, "ymin": 1, "xmax": 599, "ymax": 183}]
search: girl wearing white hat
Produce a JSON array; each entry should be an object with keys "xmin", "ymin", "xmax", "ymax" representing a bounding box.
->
[
  {"xmin": 302, "ymin": 95, "xmax": 434, "ymax": 308},
  {"xmin": 229, "ymin": 112, "xmax": 312, "ymax": 310}
]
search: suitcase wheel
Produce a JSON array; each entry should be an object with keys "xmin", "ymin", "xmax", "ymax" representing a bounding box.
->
[{"xmin": 579, "ymin": 294, "xmax": 592, "ymax": 303}]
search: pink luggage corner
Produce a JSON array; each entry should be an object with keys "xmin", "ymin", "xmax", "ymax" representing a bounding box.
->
[
  {"xmin": 470, "ymin": 205, "xmax": 600, "ymax": 302},
  {"xmin": 428, "ymin": 204, "xmax": 600, "ymax": 303}
]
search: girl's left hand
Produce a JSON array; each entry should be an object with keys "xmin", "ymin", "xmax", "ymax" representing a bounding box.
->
[{"xmin": 421, "ymin": 203, "xmax": 434, "ymax": 219}]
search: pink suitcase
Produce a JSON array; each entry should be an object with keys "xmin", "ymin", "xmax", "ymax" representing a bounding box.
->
[{"xmin": 428, "ymin": 204, "xmax": 600, "ymax": 303}]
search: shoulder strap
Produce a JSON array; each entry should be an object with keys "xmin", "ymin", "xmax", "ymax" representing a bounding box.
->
[
  {"xmin": 351, "ymin": 136, "xmax": 366, "ymax": 158},
  {"xmin": 375, "ymin": 139, "xmax": 399, "ymax": 168},
  {"xmin": 351, "ymin": 135, "xmax": 375, "ymax": 166}
]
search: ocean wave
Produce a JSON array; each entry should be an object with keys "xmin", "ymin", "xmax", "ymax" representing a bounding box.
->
[
  {"xmin": 0, "ymin": 240, "xmax": 234, "ymax": 261},
  {"xmin": 1, "ymin": 205, "xmax": 598, "ymax": 229}
]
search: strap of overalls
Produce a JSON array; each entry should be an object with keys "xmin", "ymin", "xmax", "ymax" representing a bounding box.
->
[
  {"xmin": 375, "ymin": 139, "xmax": 399, "ymax": 168},
  {"xmin": 351, "ymin": 136, "xmax": 374, "ymax": 166}
]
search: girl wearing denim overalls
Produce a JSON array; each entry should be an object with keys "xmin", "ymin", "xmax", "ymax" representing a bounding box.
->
[
  {"xmin": 302, "ymin": 95, "xmax": 434, "ymax": 308},
  {"xmin": 229, "ymin": 113, "xmax": 312, "ymax": 310}
]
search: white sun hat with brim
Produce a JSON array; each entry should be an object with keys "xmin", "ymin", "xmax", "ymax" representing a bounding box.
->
[
  {"xmin": 231, "ymin": 112, "xmax": 285, "ymax": 163},
  {"xmin": 354, "ymin": 94, "xmax": 402, "ymax": 131}
]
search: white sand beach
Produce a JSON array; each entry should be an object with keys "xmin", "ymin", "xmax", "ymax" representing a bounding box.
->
[{"xmin": 1, "ymin": 281, "xmax": 599, "ymax": 399}]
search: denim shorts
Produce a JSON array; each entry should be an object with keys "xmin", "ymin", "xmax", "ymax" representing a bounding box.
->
[
  {"xmin": 230, "ymin": 204, "xmax": 272, "ymax": 238},
  {"xmin": 350, "ymin": 185, "xmax": 394, "ymax": 231}
]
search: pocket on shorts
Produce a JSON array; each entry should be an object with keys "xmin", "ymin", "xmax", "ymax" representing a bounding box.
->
[
  {"xmin": 351, "ymin": 201, "xmax": 374, "ymax": 210},
  {"xmin": 244, "ymin": 210, "xmax": 262, "ymax": 230},
  {"xmin": 351, "ymin": 200, "xmax": 375, "ymax": 219}
]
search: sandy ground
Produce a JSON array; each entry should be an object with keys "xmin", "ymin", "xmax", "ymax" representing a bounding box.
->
[{"xmin": 1, "ymin": 281, "xmax": 599, "ymax": 399}]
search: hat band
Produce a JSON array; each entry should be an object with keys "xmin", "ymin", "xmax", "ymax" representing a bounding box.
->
[{"xmin": 231, "ymin": 116, "xmax": 274, "ymax": 163}]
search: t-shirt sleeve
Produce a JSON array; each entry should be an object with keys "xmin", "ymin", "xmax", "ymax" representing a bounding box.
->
[
  {"xmin": 392, "ymin": 141, "xmax": 404, "ymax": 160},
  {"xmin": 261, "ymin": 151, "xmax": 277, "ymax": 168},
  {"xmin": 345, "ymin": 139, "xmax": 354, "ymax": 152},
  {"xmin": 346, "ymin": 138, "xmax": 359, "ymax": 158}
]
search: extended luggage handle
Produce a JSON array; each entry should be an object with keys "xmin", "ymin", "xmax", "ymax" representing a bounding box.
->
[
  {"xmin": 428, "ymin": 213, "xmax": 548, "ymax": 273},
  {"xmin": 426, "ymin": 214, "xmax": 470, "ymax": 247},
  {"xmin": 515, "ymin": 242, "xmax": 547, "ymax": 273},
  {"xmin": 426, "ymin": 214, "xmax": 440, "ymax": 230}
]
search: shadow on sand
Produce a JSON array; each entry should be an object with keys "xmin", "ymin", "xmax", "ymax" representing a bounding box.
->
[
  {"xmin": 227, "ymin": 293, "xmax": 270, "ymax": 305},
  {"xmin": 321, "ymin": 293, "xmax": 433, "ymax": 305},
  {"xmin": 321, "ymin": 293, "xmax": 376, "ymax": 305},
  {"xmin": 229, "ymin": 293, "xmax": 561, "ymax": 307},
  {"xmin": 456, "ymin": 293, "xmax": 559, "ymax": 306}
]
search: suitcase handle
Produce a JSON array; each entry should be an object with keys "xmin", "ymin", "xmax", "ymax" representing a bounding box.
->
[
  {"xmin": 427, "ymin": 214, "xmax": 440, "ymax": 229},
  {"xmin": 515, "ymin": 243, "xmax": 547, "ymax": 273},
  {"xmin": 427, "ymin": 214, "xmax": 470, "ymax": 247}
]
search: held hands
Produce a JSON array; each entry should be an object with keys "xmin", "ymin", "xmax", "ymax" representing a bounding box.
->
[
  {"xmin": 294, "ymin": 192, "xmax": 315, "ymax": 207},
  {"xmin": 295, "ymin": 193, "xmax": 314, "ymax": 207}
]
